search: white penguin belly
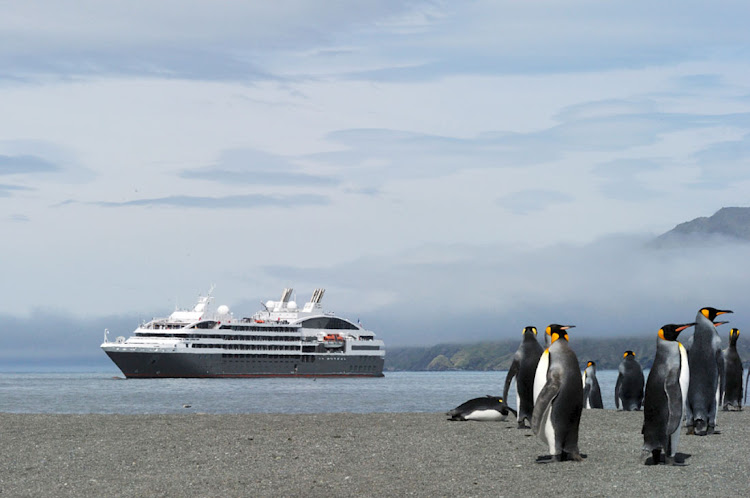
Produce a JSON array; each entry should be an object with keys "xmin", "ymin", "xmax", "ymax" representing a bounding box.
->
[
  {"xmin": 534, "ymin": 350, "xmax": 550, "ymax": 403},
  {"xmin": 543, "ymin": 408, "xmax": 556, "ymax": 455},
  {"xmin": 678, "ymin": 343, "xmax": 690, "ymax": 413},
  {"xmin": 464, "ymin": 409, "xmax": 506, "ymax": 421}
]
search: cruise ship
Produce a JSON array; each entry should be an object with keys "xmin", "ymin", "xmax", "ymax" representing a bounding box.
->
[{"xmin": 101, "ymin": 287, "xmax": 385, "ymax": 378}]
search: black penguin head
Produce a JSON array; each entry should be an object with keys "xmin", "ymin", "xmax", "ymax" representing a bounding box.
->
[
  {"xmin": 700, "ymin": 307, "xmax": 733, "ymax": 322},
  {"xmin": 658, "ymin": 323, "xmax": 694, "ymax": 341},
  {"xmin": 546, "ymin": 324, "xmax": 574, "ymax": 343},
  {"xmin": 586, "ymin": 360, "xmax": 596, "ymax": 368},
  {"xmin": 730, "ymin": 328, "xmax": 740, "ymax": 344},
  {"xmin": 522, "ymin": 326, "xmax": 537, "ymax": 336},
  {"xmin": 623, "ymin": 350, "xmax": 635, "ymax": 358}
]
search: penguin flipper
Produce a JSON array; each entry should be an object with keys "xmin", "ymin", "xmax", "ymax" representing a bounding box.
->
[
  {"xmin": 531, "ymin": 372, "xmax": 561, "ymax": 436},
  {"xmin": 664, "ymin": 370, "xmax": 683, "ymax": 436},
  {"xmin": 583, "ymin": 383, "xmax": 591, "ymax": 407},
  {"xmin": 614, "ymin": 374, "xmax": 622, "ymax": 410},
  {"xmin": 503, "ymin": 359, "xmax": 519, "ymax": 402}
]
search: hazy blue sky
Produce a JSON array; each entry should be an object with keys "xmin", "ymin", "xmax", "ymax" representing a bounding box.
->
[{"xmin": 1, "ymin": 1, "xmax": 749, "ymax": 367}]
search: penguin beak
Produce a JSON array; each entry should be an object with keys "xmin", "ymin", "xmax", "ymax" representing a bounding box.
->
[
  {"xmin": 714, "ymin": 321, "xmax": 729, "ymax": 327},
  {"xmin": 676, "ymin": 323, "xmax": 695, "ymax": 333},
  {"xmin": 716, "ymin": 310, "xmax": 733, "ymax": 316},
  {"xmin": 561, "ymin": 325, "xmax": 575, "ymax": 330}
]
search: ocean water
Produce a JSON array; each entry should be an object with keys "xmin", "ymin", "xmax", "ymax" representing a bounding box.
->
[{"xmin": 0, "ymin": 370, "xmax": 626, "ymax": 414}]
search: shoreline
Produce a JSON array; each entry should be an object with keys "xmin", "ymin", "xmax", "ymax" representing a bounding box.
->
[{"xmin": 2, "ymin": 410, "xmax": 749, "ymax": 497}]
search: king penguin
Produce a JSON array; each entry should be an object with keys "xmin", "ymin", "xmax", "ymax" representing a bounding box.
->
[
  {"xmin": 685, "ymin": 307, "xmax": 732, "ymax": 435},
  {"xmin": 446, "ymin": 395, "xmax": 517, "ymax": 421},
  {"xmin": 531, "ymin": 324, "xmax": 584, "ymax": 463},
  {"xmin": 582, "ymin": 361, "xmax": 604, "ymax": 409},
  {"xmin": 722, "ymin": 328, "xmax": 743, "ymax": 411},
  {"xmin": 503, "ymin": 326, "xmax": 544, "ymax": 428},
  {"xmin": 615, "ymin": 351, "xmax": 644, "ymax": 411},
  {"xmin": 642, "ymin": 323, "xmax": 693, "ymax": 466}
]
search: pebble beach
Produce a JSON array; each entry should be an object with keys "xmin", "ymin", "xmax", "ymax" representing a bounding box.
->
[{"xmin": 1, "ymin": 409, "xmax": 749, "ymax": 497}]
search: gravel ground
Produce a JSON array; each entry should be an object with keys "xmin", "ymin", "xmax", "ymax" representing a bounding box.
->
[{"xmin": 1, "ymin": 409, "xmax": 749, "ymax": 497}]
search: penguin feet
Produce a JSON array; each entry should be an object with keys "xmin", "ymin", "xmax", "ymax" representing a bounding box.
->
[
  {"xmin": 564, "ymin": 451, "xmax": 585, "ymax": 462},
  {"xmin": 707, "ymin": 425, "xmax": 720, "ymax": 435},
  {"xmin": 693, "ymin": 419, "xmax": 707, "ymax": 436},
  {"xmin": 644, "ymin": 449, "xmax": 663, "ymax": 466},
  {"xmin": 685, "ymin": 426, "xmax": 695, "ymax": 435},
  {"xmin": 667, "ymin": 453, "xmax": 690, "ymax": 466},
  {"xmin": 534, "ymin": 455, "xmax": 554, "ymax": 464}
]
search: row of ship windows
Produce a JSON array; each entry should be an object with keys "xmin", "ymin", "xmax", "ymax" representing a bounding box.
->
[
  {"xmin": 219, "ymin": 325, "xmax": 297, "ymax": 332},
  {"xmin": 193, "ymin": 343, "xmax": 300, "ymax": 351},
  {"xmin": 221, "ymin": 354, "xmax": 304, "ymax": 360},
  {"xmin": 149, "ymin": 317, "xmax": 359, "ymax": 331},
  {"xmin": 218, "ymin": 354, "xmax": 379, "ymax": 371},
  {"xmin": 348, "ymin": 364, "xmax": 378, "ymax": 372},
  {"xmin": 136, "ymin": 333, "xmax": 302, "ymax": 342}
]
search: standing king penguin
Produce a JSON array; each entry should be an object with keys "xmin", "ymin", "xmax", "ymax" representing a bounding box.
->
[
  {"xmin": 685, "ymin": 307, "xmax": 732, "ymax": 435},
  {"xmin": 722, "ymin": 328, "xmax": 743, "ymax": 411},
  {"xmin": 503, "ymin": 326, "xmax": 544, "ymax": 428},
  {"xmin": 642, "ymin": 323, "xmax": 693, "ymax": 466},
  {"xmin": 531, "ymin": 324, "xmax": 584, "ymax": 463},
  {"xmin": 615, "ymin": 351, "xmax": 644, "ymax": 411},
  {"xmin": 582, "ymin": 361, "xmax": 604, "ymax": 409}
]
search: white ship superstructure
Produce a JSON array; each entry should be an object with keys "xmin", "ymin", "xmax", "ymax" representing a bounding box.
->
[{"xmin": 101, "ymin": 287, "xmax": 385, "ymax": 378}]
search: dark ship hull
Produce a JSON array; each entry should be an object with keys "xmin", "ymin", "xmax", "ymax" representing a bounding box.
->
[{"xmin": 105, "ymin": 350, "xmax": 385, "ymax": 378}]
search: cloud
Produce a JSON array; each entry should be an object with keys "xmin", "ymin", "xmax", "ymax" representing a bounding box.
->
[
  {"xmin": 0, "ymin": 184, "xmax": 33, "ymax": 197},
  {"xmin": 592, "ymin": 158, "xmax": 663, "ymax": 201},
  {"xmin": 0, "ymin": 141, "xmax": 95, "ymax": 183},
  {"xmin": 691, "ymin": 133, "xmax": 750, "ymax": 188},
  {"xmin": 0, "ymin": 154, "xmax": 60, "ymax": 175},
  {"xmin": 255, "ymin": 234, "xmax": 750, "ymax": 346},
  {"xmin": 180, "ymin": 149, "xmax": 338, "ymax": 187},
  {"xmin": 90, "ymin": 193, "xmax": 330, "ymax": 209},
  {"xmin": 674, "ymin": 74, "xmax": 726, "ymax": 90},
  {"xmin": 3, "ymin": 233, "xmax": 749, "ymax": 363},
  {"xmin": 0, "ymin": 310, "xmax": 141, "ymax": 369},
  {"xmin": 3, "ymin": 2, "xmax": 749, "ymax": 83},
  {"xmin": 8, "ymin": 213, "xmax": 30, "ymax": 222},
  {"xmin": 0, "ymin": 2, "xmax": 420, "ymax": 82},
  {"xmin": 496, "ymin": 189, "xmax": 574, "ymax": 214},
  {"xmin": 311, "ymin": 107, "xmax": 745, "ymax": 185}
]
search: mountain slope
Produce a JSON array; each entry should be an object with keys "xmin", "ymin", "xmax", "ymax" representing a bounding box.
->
[{"xmin": 654, "ymin": 207, "xmax": 750, "ymax": 247}]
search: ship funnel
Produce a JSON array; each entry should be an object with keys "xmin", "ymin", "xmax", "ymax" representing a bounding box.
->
[
  {"xmin": 280, "ymin": 288, "xmax": 293, "ymax": 304},
  {"xmin": 310, "ymin": 288, "xmax": 325, "ymax": 304}
]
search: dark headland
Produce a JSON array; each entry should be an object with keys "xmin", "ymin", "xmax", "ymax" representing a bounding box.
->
[{"xmin": 2, "ymin": 410, "xmax": 749, "ymax": 497}]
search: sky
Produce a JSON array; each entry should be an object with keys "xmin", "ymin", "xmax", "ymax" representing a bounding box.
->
[{"xmin": 1, "ymin": 1, "xmax": 750, "ymax": 369}]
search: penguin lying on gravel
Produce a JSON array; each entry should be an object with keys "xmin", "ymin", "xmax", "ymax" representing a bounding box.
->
[{"xmin": 446, "ymin": 395, "xmax": 517, "ymax": 421}]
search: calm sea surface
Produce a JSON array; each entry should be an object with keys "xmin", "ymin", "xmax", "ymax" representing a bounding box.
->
[{"xmin": 0, "ymin": 370, "xmax": 626, "ymax": 414}]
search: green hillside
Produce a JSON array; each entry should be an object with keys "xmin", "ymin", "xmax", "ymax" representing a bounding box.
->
[{"xmin": 385, "ymin": 335, "xmax": 750, "ymax": 371}]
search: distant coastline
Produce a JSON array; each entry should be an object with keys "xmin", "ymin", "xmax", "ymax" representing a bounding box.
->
[{"xmin": 386, "ymin": 334, "xmax": 750, "ymax": 371}]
